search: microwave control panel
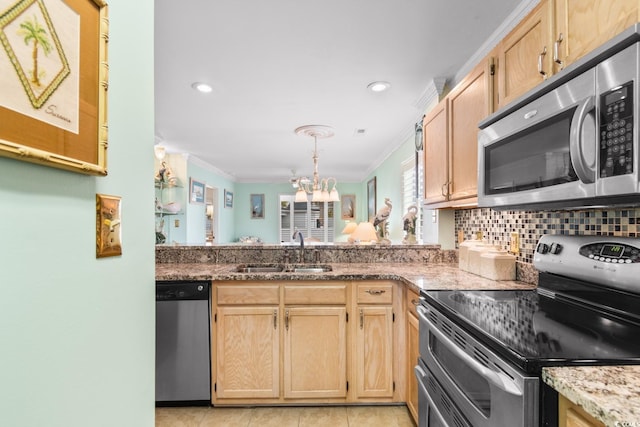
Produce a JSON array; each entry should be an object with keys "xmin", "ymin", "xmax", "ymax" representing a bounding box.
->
[{"xmin": 599, "ymin": 80, "xmax": 634, "ymax": 178}]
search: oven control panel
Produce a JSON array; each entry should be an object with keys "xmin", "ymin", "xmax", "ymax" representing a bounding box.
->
[
  {"xmin": 599, "ymin": 81, "xmax": 634, "ymax": 178},
  {"xmin": 534, "ymin": 235, "xmax": 640, "ymax": 293},
  {"xmin": 579, "ymin": 242, "xmax": 640, "ymax": 264}
]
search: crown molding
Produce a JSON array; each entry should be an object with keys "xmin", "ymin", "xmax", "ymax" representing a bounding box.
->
[{"xmin": 188, "ymin": 155, "xmax": 236, "ymax": 181}]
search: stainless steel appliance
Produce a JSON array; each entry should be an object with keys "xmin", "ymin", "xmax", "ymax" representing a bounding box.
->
[
  {"xmin": 478, "ymin": 25, "xmax": 640, "ymax": 210},
  {"xmin": 416, "ymin": 235, "xmax": 640, "ymax": 427},
  {"xmin": 156, "ymin": 281, "xmax": 211, "ymax": 406}
]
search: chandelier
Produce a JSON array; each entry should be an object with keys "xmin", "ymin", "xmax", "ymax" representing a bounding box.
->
[{"xmin": 294, "ymin": 125, "xmax": 340, "ymax": 203}]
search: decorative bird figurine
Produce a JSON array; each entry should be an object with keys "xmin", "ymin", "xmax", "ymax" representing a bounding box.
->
[{"xmin": 373, "ymin": 198, "xmax": 392, "ymax": 227}]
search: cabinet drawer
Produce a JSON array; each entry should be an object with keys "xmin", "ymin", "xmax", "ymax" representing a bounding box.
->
[
  {"xmin": 406, "ymin": 288, "xmax": 420, "ymax": 318},
  {"xmin": 356, "ymin": 282, "xmax": 393, "ymax": 304},
  {"xmin": 284, "ymin": 282, "xmax": 347, "ymax": 305},
  {"xmin": 216, "ymin": 282, "xmax": 279, "ymax": 305}
]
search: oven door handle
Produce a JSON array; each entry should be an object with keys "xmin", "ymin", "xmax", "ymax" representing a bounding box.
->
[
  {"xmin": 418, "ymin": 306, "xmax": 523, "ymax": 397},
  {"xmin": 415, "ymin": 364, "xmax": 450, "ymax": 427},
  {"xmin": 569, "ymin": 95, "xmax": 596, "ymax": 184}
]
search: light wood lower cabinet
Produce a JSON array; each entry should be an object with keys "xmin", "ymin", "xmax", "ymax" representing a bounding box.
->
[
  {"xmin": 284, "ymin": 306, "xmax": 347, "ymax": 399},
  {"xmin": 215, "ymin": 306, "xmax": 280, "ymax": 399},
  {"xmin": 559, "ymin": 394, "xmax": 605, "ymax": 427},
  {"xmin": 212, "ymin": 280, "xmax": 404, "ymax": 405},
  {"xmin": 405, "ymin": 289, "xmax": 420, "ymax": 424},
  {"xmin": 355, "ymin": 305, "xmax": 394, "ymax": 398}
]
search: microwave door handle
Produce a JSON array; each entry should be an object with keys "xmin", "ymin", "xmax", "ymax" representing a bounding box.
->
[
  {"xmin": 418, "ymin": 307, "xmax": 523, "ymax": 397},
  {"xmin": 415, "ymin": 364, "xmax": 451, "ymax": 427},
  {"xmin": 569, "ymin": 96, "xmax": 596, "ymax": 183}
]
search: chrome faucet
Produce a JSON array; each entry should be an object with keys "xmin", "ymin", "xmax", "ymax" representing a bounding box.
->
[{"xmin": 292, "ymin": 229, "xmax": 305, "ymax": 263}]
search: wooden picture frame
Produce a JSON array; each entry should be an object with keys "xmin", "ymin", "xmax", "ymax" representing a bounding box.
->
[
  {"xmin": 250, "ymin": 193, "xmax": 264, "ymax": 219},
  {"xmin": 96, "ymin": 194, "xmax": 121, "ymax": 258},
  {"xmin": 224, "ymin": 189, "xmax": 233, "ymax": 208},
  {"xmin": 189, "ymin": 178, "xmax": 205, "ymax": 204},
  {"xmin": 0, "ymin": 0, "xmax": 109, "ymax": 175},
  {"xmin": 341, "ymin": 194, "xmax": 355, "ymax": 220},
  {"xmin": 367, "ymin": 177, "xmax": 377, "ymax": 221}
]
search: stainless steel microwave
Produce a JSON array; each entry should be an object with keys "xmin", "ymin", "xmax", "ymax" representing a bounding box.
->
[{"xmin": 478, "ymin": 27, "xmax": 640, "ymax": 210}]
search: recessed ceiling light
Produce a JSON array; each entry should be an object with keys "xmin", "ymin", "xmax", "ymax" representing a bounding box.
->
[
  {"xmin": 367, "ymin": 81, "xmax": 391, "ymax": 92},
  {"xmin": 191, "ymin": 82, "xmax": 212, "ymax": 93}
]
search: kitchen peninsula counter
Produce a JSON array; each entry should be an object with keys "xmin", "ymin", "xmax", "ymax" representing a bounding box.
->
[
  {"xmin": 543, "ymin": 366, "xmax": 640, "ymax": 427},
  {"xmin": 155, "ymin": 262, "xmax": 537, "ymax": 293}
]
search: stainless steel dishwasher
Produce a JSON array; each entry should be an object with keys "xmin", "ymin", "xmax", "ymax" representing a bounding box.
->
[{"xmin": 156, "ymin": 281, "xmax": 211, "ymax": 406}]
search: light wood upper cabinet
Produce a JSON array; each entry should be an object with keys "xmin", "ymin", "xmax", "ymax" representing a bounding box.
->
[
  {"xmin": 495, "ymin": 0, "xmax": 640, "ymax": 110},
  {"xmin": 215, "ymin": 306, "xmax": 280, "ymax": 399},
  {"xmin": 448, "ymin": 58, "xmax": 494, "ymax": 202},
  {"xmin": 423, "ymin": 99, "xmax": 449, "ymax": 205},
  {"xmin": 423, "ymin": 57, "xmax": 494, "ymax": 207},
  {"xmin": 554, "ymin": 0, "xmax": 640, "ymax": 73},
  {"xmin": 284, "ymin": 306, "xmax": 347, "ymax": 399},
  {"xmin": 497, "ymin": 0, "xmax": 553, "ymax": 110}
]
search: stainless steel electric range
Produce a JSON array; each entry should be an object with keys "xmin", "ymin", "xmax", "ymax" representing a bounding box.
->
[{"xmin": 416, "ymin": 235, "xmax": 640, "ymax": 427}]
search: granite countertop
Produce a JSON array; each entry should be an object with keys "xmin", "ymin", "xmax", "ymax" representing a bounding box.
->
[
  {"xmin": 543, "ymin": 366, "xmax": 640, "ymax": 426},
  {"xmin": 155, "ymin": 262, "xmax": 536, "ymax": 293}
]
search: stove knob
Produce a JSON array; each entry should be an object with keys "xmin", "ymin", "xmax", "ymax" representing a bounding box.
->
[
  {"xmin": 549, "ymin": 243, "xmax": 563, "ymax": 255},
  {"xmin": 536, "ymin": 243, "xmax": 549, "ymax": 254}
]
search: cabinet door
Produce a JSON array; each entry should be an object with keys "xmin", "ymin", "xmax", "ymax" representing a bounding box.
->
[
  {"xmin": 554, "ymin": 0, "xmax": 639, "ymax": 72},
  {"xmin": 448, "ymin": 58, "xmax": 494, "ymax": 202},
  {"xmin": 497, "ymin": 0, "xmax": 552, "ymax": 109},
  {"xmin": 355, "ymin": 306, "xmax": 394, "ymax": 398},
  {"xmin": 215, "ymin": 306, "xmax": 280, "ymax": 399},
  {"xmin": 283, "ymin": 306, "xmax": 347, "ymax": 399},
  {"xmin": 423, "ymin": 99, "xmax": 449, "ymax": 204},
  {"xmin": 559, "ymin": 395, "xmax": 605, "ymax": 427},
  {"xmin": 406, "ymin": 311, "xmax": 419, "ymax": 423}
]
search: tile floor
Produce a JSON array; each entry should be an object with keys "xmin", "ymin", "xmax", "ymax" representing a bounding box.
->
[{"xmin": 156, "ymin": 405, "xmax": 416, "ymax": 427}]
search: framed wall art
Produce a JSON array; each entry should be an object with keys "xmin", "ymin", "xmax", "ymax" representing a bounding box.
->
[
  {"xmin": 341, "ymin": 194, "xmax": 355, "ymax": 220},
  {"xmin": 367, "ymin": 177, "xmax": 377, "ymax": 222},
  {"xmin": 224, "ymin": 189, "xmax": 233, "ymax": 208},
  {"xmin": 250, "ymin": 193, "xmax": 264, "ymax": 219},
  {"xmin": 189, "ymin": 178, "xmax": 205, "ymax": 204},
  {"xmin": 0, "ymin": 0, "xmax": 108, "ymax": 175},
  {"xmin": 96, "ymin": 193, "xmax": 121, "ymax": 258}
]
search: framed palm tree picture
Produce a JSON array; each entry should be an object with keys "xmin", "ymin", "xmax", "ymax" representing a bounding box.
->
[{"xmin": 0, "ymin": 0, "xmax": 109, "ymax": 175}]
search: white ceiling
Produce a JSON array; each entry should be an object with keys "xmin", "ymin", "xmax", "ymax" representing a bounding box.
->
[{"xmin": 154, "ymin": 0, "xmax": 526, "ymax": 184}]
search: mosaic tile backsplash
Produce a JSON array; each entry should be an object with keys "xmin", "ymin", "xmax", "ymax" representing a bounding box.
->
[{"xmin": 455, "ymin": 208, "xmax": 640, "ymax": 264}]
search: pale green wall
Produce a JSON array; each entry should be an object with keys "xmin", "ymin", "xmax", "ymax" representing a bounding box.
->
[
  {"xmin": 0, "ymin": 1, "xmax": 156, "ymax": 426},
  {"xmin": 188, "ymin": 160, "xmax": 235, "ymax": 244}
]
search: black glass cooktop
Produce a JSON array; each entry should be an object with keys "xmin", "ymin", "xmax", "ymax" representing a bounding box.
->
[{"xmin": 421, "ymin": 272, "xmax": 640, "ymax": 374}]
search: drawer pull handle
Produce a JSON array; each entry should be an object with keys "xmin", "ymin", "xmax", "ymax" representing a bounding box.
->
[
  {"xmin": 366, "ymin": 289, "xmax": 386, "ymax": 295},
  {"xmin": 273, "ymin": 309, "xmax": 277, "ymax": 329},
  {"xmin": 411, "ymin": 299, "xmax": 420, "ymax": 306},
  {"xmin": 285, "ymin": 309, "xmax": 289, "ymax": 331},
  {"xmin": 359, "ymin": 309, "xmax": 364, "ymax": 329}
]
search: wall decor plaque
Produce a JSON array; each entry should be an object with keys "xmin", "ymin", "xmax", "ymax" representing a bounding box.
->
[{"xmin": 0, "ymin": 0, "xmax": 108, "ymax": 175}]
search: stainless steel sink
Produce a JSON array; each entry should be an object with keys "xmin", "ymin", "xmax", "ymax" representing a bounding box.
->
[
  {"xmin": 234, "ymin": 264, "xmax": 332, "ymax": 273},
  {"xmin": 287, "ymin": 265, "xmax": 333, "ymax": 273},
  {"xmin": 235, "ymin": 266, "xmax": 284, "ymax": 273}
]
